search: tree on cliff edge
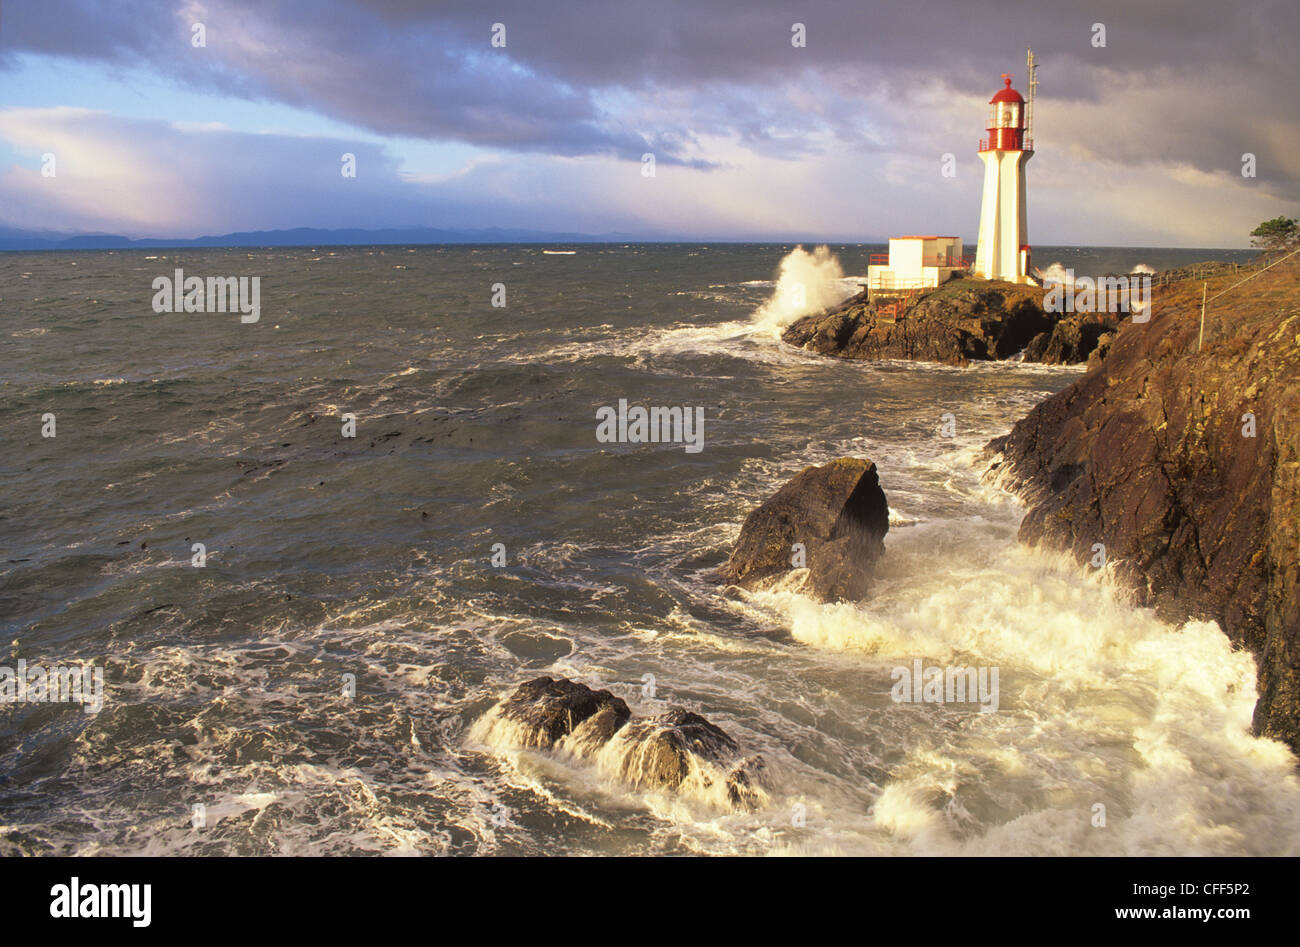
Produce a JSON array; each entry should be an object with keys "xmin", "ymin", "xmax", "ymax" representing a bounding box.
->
[{"xmin": 1250, "ymin": 216, "xmax": 1299, "ymax": 257}]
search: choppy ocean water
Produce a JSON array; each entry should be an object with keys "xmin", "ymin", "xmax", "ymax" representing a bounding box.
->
[{"xmin": 2, "ymin": 242, "xmax": 1293, "ymax": 856}]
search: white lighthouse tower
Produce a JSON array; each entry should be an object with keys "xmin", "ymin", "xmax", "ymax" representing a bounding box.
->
[{"xmin": 974, "ymin": 71, "xmax": 1035, "ymax": 284}]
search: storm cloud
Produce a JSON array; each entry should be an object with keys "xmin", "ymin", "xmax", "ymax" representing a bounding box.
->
[
  {"xmin": 0, "ymin": 0, "xmax": 1296, "ymax": 241},
  {"xmin": 3, "ymin": 0, "xmax": 1296, "ymax": 177}
]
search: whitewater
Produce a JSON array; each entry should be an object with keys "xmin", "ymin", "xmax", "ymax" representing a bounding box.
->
[{"xmin": 1, "ymin": 242, "xmax": 1291, "ymax": 856}]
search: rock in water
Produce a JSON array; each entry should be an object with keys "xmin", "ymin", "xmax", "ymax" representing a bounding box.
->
[
  {"xmin": 608, "ymin": 708, "xmax": 768, "ymax": 809},
  {"xmin": 781, "ymin": 278, "xmax": 1120, "ymax": 366},
  {"xmin": 985, "ymin": 268, "xmax": 1300, "ymax": 753},
  {"xmin": 609, "ymin": 708, "xmax": 737, "ymax": 790},
  {"xmin": 476, "ymin": 678, "xmax": 770, "ymax": 810},
  {"xmin": 719, "ymin": 457, "xmax": 889, "ymax": 602},
  {"xmin": 490, "ymin": 676, "xmax": 630, "ymax": 749}
]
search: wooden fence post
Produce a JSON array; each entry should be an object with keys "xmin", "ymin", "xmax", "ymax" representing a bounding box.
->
[{"xmin": 1197, "ymin": 282, "xmax": 1207, "ymax": 352}]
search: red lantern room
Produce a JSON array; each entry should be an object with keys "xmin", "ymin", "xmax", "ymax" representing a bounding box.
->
[{"xmin": 980, "ymin": 75, "xmax": 1031, "ymax": 152}]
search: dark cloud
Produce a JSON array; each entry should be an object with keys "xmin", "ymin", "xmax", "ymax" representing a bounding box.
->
[{"xmin": 1, "ymin": 0, "xmax": 1296, "ymax": 188}]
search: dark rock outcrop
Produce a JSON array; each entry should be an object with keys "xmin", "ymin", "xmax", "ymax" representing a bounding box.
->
[
  {"xmin": 1085, "ymin": 331, "xmax": 1116, "ymax": 369},
  {"xmin": 782, "ymin": 277, "xmax": 1120, "ymax": 367},
  {"xmin": 609, "ymin": 708, "xmax": 769, "ymax": 809},
  {"xmin": 1021, "ymin": 312, "xmax": 1118, "ymax": 364},
  {"xmin": 718, "ymin": 457, "xmax": 889, "ymax": 602},
  {"xmin": 491, "ymin": 676, "xmax": 630, "ymax": 749},
  {"xmin": 985, "ymin": 266, "xmax": 1300, "ymax": 753},
  {"xmin": 477, "ymin": 677, "xmax": 770, "ymax": 809}
]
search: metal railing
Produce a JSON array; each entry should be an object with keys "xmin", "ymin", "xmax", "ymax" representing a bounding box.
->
[
  {"xmin": 870, "ymin": 256, "xmax": 972, "ymax": 270},
  {"xmin": 978, "ymin": 137, "xmax": 1033, "ymax": 152},
  {"xmin": 876, "ymin": 287, "xmax": 922, "ymax": 324},
  {"xmin": 869, "ymin": 275, "xmax": 932, "ymax": 292}
]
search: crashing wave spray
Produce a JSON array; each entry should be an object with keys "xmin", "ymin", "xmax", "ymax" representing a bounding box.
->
[
  {"xmin": 1037, "ymin": 261, "xmax": 1074, "ymax": 287},
  {"xmin": 752, "ymin": 245, "xmax": 851, "ymax": 336},
  {"xmin": 1040, "ymin": 261, "xmax": 1156, "ymax": 285}
]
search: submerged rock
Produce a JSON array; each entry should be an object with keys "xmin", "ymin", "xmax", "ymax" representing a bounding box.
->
[
  {"xmin": 476, "ymin": 677, "xmax": 770, "ymax": 810},
  {"xmin": 721, "ymin": 755, "xmax": 770, "ymax": 810},
  {"xmin": 985, "ymin": 267, "xmax": 1300, "ymax": 753},
  {"xmin": 719, "ymin": 457, "xmax": 888, "ymax": 602},
  {"xmin": 608, "ymin": 708, "xmax": 736, "ymax": 789},
  {"xmin": 608, "ymin": 708, "xmax": 770, "ymax": 809}
]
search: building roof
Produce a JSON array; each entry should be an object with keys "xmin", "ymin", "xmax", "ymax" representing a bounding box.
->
[
  {"xmin": 990, "ymin": 76, "xmax": 1024, "ymax": 104},
  {"xmin": 893, "ymin": 235, "xmax": 959, "ymax": 240}
]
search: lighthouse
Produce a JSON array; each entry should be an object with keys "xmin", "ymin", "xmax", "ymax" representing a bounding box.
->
[{"xmin": 974, "ymin": 73, "xmax": 1034, "ymax": 284}]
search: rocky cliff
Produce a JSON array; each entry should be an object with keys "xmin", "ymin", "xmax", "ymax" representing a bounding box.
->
[
  {"xmin": 782, "ymin": 277, "xmax": 1122, "ymax": 367},
  {"xmin": 985, "ymin": 266, "xmax": 1300, "ymax": 753}
]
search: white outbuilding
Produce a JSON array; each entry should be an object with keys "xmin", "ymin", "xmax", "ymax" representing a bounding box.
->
[{"xmin": 867, "ymin": 236, "xmax": 968, "ymax": 297}]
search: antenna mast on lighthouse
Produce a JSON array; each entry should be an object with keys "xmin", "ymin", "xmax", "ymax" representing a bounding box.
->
[{"xmin": 1025, "ymin": 48, "xmax": 1039, "ymax": 150}]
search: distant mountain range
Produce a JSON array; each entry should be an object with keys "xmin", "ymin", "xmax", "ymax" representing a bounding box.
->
[{"xmin": 0, "ymin": 225, "xmax": 660, "ymax": 251}]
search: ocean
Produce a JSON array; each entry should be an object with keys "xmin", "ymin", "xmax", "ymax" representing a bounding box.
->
[{"xmin": 2, "ymin": 241, "xmax": 1294, "ymax": 856}]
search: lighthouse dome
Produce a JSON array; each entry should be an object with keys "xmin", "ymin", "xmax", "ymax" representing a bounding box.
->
[{"xmin": 990, "ymin": 76, "xmax": 1024, "ymax": 103}]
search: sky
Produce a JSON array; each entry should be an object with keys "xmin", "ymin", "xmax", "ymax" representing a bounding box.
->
[{"xmin": 1, "ymin": 0, "xmax": 1297, "ymax": 246}]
